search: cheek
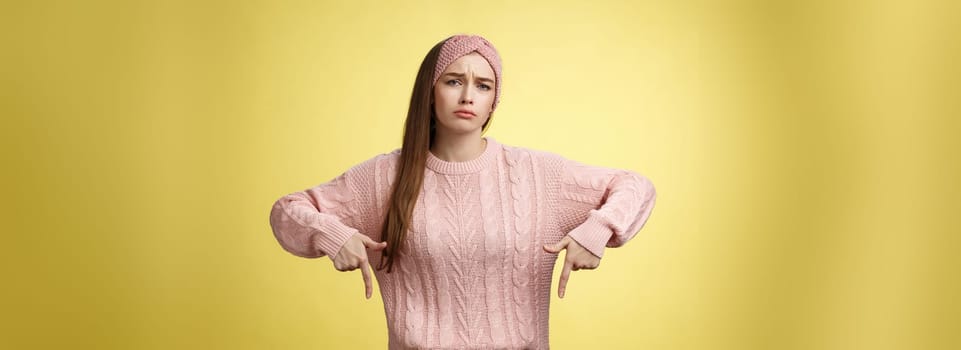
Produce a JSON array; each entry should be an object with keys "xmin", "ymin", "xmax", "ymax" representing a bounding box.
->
[
  {"xmin": 434, "ymin": 89, "xmax": 457, "ymax": 106},
  {"xmin": 482, "ymin": 92, "xmax": 496, "ymax": 111}
]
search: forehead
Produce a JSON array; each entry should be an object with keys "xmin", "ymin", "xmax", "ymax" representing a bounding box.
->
[{"xmin": 442, "ymin": 52, "xmax": 494, "ymax": 75}]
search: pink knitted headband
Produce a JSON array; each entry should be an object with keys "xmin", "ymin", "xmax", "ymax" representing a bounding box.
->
[{"xmin": 431, "ymin": 34, "xmax": 503, "ymax": 111}]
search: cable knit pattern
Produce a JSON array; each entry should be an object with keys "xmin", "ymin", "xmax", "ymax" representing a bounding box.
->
[
  {"xmin": 268, "ymin": 137, "xmax": 657, "ymax": 349},
  {"xmin": 505, "ymin": 147, "xmax": 535, "ymax": 344}
]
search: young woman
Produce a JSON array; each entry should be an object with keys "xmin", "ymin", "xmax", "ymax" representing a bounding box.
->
[{"xmin": 269, "ymin": 34, "xmax": 657, "ymax": 349}]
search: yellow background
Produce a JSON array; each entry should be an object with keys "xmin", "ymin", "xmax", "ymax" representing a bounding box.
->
[{"xmin": 2, "ymin": 0, "xmax": 958, "ymax": 349}]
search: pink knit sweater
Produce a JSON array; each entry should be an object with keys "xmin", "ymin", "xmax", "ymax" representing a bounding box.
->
[{"xmin": 269, "ymin": 137, "xmax": 656, "ymax": 349}]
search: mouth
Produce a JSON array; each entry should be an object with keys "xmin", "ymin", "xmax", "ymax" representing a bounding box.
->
[{"xmin": 454, "ymin": 110, "xmax": 476, "ymax": 118}]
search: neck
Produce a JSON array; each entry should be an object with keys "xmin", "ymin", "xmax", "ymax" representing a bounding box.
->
[{"xmin": 430, "ymin": 130, "xmax": 487, "ymax": 162}]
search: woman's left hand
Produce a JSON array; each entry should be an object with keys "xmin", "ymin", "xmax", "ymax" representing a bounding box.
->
[{"xmin": 542, "ymin": 235, "xmax": 601, "ymax": 298}]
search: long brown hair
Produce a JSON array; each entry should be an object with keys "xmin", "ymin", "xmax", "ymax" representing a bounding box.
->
[{"xmin": 376, "ymin": 36, "xmax": 493, "ymax": 273}]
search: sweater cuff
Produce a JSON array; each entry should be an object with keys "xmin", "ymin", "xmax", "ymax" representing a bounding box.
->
[
  {"xmin": 567, "ymin": 214, "xmax": 614, "ymax": 258},
  {"xmin": 313, "ymin": 220, "xmax": 359, "ymax": 261}
]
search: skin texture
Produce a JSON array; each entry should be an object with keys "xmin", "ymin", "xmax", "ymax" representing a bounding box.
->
[
  {"xmin": 333, "ymin": 233, "xmax": 386, "ymax": 299},
  {"xmin": 542, "ymin": 236, "xmax": 602, "ymax": 298},
  {"xmin": 334, "ymin": 51, "xmax": 603, "ymax": 300},
  {"xmin": 430, "ymin": 52, "xmax": 495, "ymax": 162}
]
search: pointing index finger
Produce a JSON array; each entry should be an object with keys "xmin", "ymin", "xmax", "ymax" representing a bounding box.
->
[
  {"xmin": 361, "ymin": 258, "xmax": 372, "ymax": 299},
  {"xmin": 559, "ymin": 259, "xmax": 572, "ymax": 299}
]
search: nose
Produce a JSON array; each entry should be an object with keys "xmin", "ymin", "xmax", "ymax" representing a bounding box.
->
[{"xmin": 459, "ymin": 85, "xmax": 474, "ymax": 105}]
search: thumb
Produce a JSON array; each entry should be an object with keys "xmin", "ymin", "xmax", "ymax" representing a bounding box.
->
[
  {"xmin": 364, "ymin": 236, "xmax": 388, "ymax": 251},
  {"xmin": 543, "ymin": 237, "xmax": 569, "ymax": 253}
]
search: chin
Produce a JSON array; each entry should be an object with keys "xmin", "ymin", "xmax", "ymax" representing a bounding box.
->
[
  {"xmin": 438, "ymin": 117, "xmax": 484, "ymax": 134},
  {"xmin": 436, "ymin": 121, "xmax": 484, "ymax": 135}
]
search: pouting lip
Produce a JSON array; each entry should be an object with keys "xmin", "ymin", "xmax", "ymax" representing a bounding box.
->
[{"xmin": 454, "ymin": 109, "xmax": 476, "ymax": 116}]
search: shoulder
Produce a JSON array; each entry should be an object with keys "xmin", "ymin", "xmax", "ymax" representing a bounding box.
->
[
  {"xmin": 498, "ymin": 142, "xmax": 622, "ymax": 191},
  {"xmin": 378, "ymin": 148, "xmax": 402, "ymax": 173},
  {"xmin": 495, "ymin": 143, "xmax": 575, "ymax": 187},
  {"xmin": 498, "ymin": 142, "xmax": 568, "ymax": 168},
  {"xmin": 339, "ymin": 148, "xmax": 402, "ymax": 186},
  {"xmin": 350, "ymin": 148, "xmax": 401, "ymax": 170}
]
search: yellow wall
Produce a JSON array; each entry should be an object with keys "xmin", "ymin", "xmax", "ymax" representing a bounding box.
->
[{"xmin": 2, "ymin": 0, "xmax": 957, "ymax": 349}]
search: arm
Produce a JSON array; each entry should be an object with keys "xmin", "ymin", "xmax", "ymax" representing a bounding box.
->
[
  {"xmin": 268, "ymin": 156, "xmax": 380, "ymax": 260},
  {"xmin": 555, "ymin": 157, "xmax": 657, "ymax": 258}
]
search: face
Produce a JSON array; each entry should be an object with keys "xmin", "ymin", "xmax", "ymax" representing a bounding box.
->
[{"xmin": 432, "ymin": 52, "xmax": 496, "ymax": 136}]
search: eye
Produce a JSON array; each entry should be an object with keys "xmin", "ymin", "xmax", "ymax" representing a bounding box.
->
[
  {"xmin": 478, "ymin": 84, "xmax": 491, "ymax": 91},
  {"xmin": 446, "ymin": 79, "xmax": 461, "ymax": 86}
]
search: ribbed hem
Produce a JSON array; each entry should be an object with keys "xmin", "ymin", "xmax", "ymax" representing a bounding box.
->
[
  {"xmin": 566, "ymin": 214, "xmax": 614, "ymax": 258},
  {"xmin": 313, "ymin": 220, "xmax": 359, "ymax": 261},
  {"xmin": 426, "ymin": 137, "xmax": 501, "ymax": 174}
]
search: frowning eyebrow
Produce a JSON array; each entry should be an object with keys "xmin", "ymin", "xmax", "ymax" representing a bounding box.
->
[{"xmin": 442, "ymin": 72, "xmax": 494, "ymax": 84}]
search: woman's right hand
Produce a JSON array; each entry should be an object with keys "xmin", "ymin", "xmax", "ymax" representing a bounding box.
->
[{"xmin": 332, "ymin": 233, "xmax": 388, "ymax": 299}]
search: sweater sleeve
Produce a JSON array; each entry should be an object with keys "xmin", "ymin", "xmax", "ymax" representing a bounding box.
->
[
  {"xmin": 268, "ymin": 155, "xmax": 381, "ymax": 260},
  {"xmin": 552, "ymin": 156, "xmax": 657, "ymax": 258}
]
